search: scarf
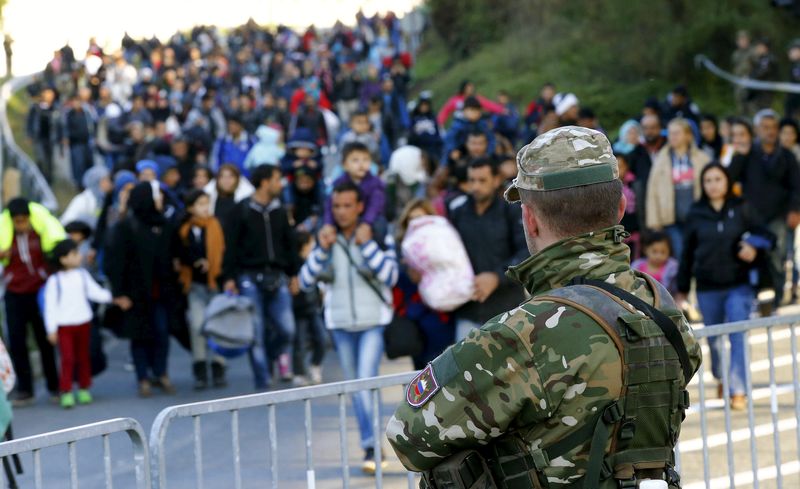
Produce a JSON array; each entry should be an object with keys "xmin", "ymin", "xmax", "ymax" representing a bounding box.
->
[{"xmin": 178, "ymin": 216, "xmax": 225, "ymax": 293}]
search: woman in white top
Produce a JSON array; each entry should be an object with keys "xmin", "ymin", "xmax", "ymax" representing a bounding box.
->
[{"xmin": 203, "ymin": 163, "xmax": 254, "ymax": 229}]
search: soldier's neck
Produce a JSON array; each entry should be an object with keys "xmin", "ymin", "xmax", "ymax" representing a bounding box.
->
[{"xmin": 506, "ymin": 226, "xmax": 631, "ymax": 296}]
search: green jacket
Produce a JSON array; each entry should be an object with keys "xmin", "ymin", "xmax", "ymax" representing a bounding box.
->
[
  {"xmin": 0, "ymin": 202, "xmax": 66, "ymax": 265},
  {"xmin": 386, "ymin": 226, "xmax": 701, "ymax": 485}
]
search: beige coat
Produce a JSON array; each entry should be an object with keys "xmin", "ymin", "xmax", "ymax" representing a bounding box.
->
[{"xmin": 645, "ymin": 146, "xmax": 710, "ymax": 230}]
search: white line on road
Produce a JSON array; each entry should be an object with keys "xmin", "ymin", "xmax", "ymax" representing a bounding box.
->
[
  {"xmin": 679, "ymin": 417, "xmax": 797, "ymax": 453},
  {"xmin": 689, "ymin": 353, "xmax": 800, "ymax": 386},
  {"xmin": 686, "ymin": 383, "xmax": 794, "ymax": 414},
  {"xmin": 682, "ymin": 460, "xmax": 800, "ymax": 489}
]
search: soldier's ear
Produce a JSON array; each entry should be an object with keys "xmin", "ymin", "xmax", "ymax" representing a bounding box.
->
[
  {"xmin": 617, "ymin": 193, "xmax": 627, "ymax": 224},
  {"xmin": 521, "ymin": 203, "xmax": 539, "ymax": 238}
]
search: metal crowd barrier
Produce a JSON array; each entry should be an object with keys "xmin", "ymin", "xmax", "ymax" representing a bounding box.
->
[
  {"xmin": 679, "ymin": 313, "xmax": 800, "ymax": 489},
  {"xmin": 0, "ymin": 74, "xmax": 58, "ymax": 210},
  {"xmin": 149, "ymin": 371, "xmax": 417, "ymax": 489},
  {"xmin": 0, "ymin": 417, "xmax": 151, "ymax": 489},
  {"xmin": 695, "ymin": 54, "xmax": 800, "ymax": 94}
]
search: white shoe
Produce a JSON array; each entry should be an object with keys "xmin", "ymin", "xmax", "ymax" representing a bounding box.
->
[
  {"xmin": 309, "ymin": 365, "xmax": 323, "ymax": 384},
  {"xmin": 293, "ymin": 375, "xmax": 309, "ymax": 387}
]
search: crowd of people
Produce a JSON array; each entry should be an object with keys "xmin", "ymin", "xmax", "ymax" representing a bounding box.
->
[{"xmin": 5, "ymin": 17, "xmax": 800, "ymax": 471}]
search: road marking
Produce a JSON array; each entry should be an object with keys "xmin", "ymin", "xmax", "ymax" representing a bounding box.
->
[
  {"xmin": 689, "ymin": 353, "xmax": 800, "ymax": 386},
  {"xmin": 679, "ymin": 417, "xmax": 797, "ymax": 453},
  {"xmin": 682, "ymin": 459, "xmax": 800, "ymax": 489},
  {"xmin": 686, "ymin": 383, "xmax": 795, "ymax": 414}
]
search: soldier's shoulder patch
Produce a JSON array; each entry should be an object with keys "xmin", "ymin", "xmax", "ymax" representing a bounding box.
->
[{"xmin": 406, "ymin": 364, "xmax": 439, "ymax": 408}]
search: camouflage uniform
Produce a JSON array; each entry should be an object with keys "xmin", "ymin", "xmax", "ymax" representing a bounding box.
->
[
  {"xmin": 732, "ymin": 44, "xmax": 755, "ymax": 116},
  {"xmin": 386, "ymin": 127, "xmax": 702, "ymax": 487}
]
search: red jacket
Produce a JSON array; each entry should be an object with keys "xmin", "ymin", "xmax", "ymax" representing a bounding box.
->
[
  {"xmin": 5, "ymin": 231, "xmax": 48, "ymax": 294},
  {"xmin": 289, "ymin": 89, "xmax": 332, "ymax": 115}
]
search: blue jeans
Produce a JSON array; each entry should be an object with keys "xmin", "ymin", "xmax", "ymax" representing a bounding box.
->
[
  {"xmin": 664, "ymin": 224, "xmax": 685, "ymax": 260},
  {"xmin": 696, "ymin": 285, "xmax": 753, "ymax": 396},
  {"xmin": 455, "ymin": 318, "xmax": 482, "ymax": 342},
  {"xmin": 69, "ymin": 142, "xmax": 92, "ymax": 186},
  {"xmin": 330, "ymin": 326, "xmax": 385, "ymax": 450},
  {"xmin": 239, "ymin": 274, "xmax": 296, "ymax": 388},
  {"xmin": 130, "ymin": 301, "xmax": 170, "ymax": 382}
]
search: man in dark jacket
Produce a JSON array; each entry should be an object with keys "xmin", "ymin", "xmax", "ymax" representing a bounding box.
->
[
  {"xmin": 661, "ymin": 85, "xmax": 699, "ymax": 123},
  {"xmin": 26, "ymin": 88, "xmax": 58, "ymax": 183},
  {"xmin": 334, "ymin": 62, "xmax": 361, "ymax": 125},
  {"xmin": 62, "ymin": 94, "xmax": 96, "ymax": 186},
  {"xmin": 730, "ymin": 110, "xmax": 800, "ymax": 307},
  {"xmin": 448, "ymin": 158, "xmax": 528, "ymax": 340},
  {"xmin": 223, "ymin": 164, "xmax": 299, "ymax": 389},
  {"xmin": 441, "ymin": 96, "xmax": 495, "ymax": 167},
  {"xmin": 747, "ymin": 38, "xmax": 779, "ymax": 115}
]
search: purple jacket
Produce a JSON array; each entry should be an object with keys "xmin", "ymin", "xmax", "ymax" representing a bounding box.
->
[{"xmin": 324, "ymin": 173, "xmax": 386, "ymax": 225}]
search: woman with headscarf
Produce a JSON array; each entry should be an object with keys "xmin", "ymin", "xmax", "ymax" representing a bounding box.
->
[
  {"xmin": 613, "ymin": 119, "xmax": 643, "ymax": 155},
  {"xmin": 60, "ymin": 166, "xmax": 113, "ymax": 229},
  {"xmin": 91, "ymin": 170, "xmax": 137, "ymax": 270},
  {"xmin": 105, "ymin": 181, "xmax": 181, "ymax": 397}
]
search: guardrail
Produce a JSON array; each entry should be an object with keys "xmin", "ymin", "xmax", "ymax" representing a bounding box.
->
[
  {"xmin": 695, "ymin": 54, "xmax": 800, "ymax": 94},
  {"xmin": 0, "ymin": 74, "xmax": 58, "ymax": 210},
  {"xmin": 149, "ymin": 371, "xmax": 417, "ymax": 489},
  {"xmin": 681, "ymin": 313, "xmax": 800, "ymax": 489},
  {"xmin": 0, "ymin": 417, "xmax": 151, "ymax": 489}
]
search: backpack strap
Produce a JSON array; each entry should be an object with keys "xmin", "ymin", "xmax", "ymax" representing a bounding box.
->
[
  {"xmin": 533, "ymin": 284, "xmax": 633, "ymax": 488},
  {"xmin": 569, "ymin": 275, "xmax": 693, "ymax": 385}
]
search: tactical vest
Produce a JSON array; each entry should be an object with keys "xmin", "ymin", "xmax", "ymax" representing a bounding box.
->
[{"xmin": 428, "ymin": 272, "xmax": 693, "ymax": 489}]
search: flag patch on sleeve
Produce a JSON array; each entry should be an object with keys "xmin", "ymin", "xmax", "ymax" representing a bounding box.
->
[{"xmin": 406, "ymin": 364, "xmax": 439, "ymax": 408}]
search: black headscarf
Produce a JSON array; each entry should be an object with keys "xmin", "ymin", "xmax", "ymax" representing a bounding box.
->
[{"xmin": 128, "ymin": 182, "xmax": 165, "ymax": 227}]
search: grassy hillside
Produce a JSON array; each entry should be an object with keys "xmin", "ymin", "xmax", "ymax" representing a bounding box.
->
[
  {"xmin": 7, "ymin": 86, "xmax": 33, "ymax": 155},
  {"xmin": 414, "ymin": 0, "xmax": 800, "ymax": 137}
]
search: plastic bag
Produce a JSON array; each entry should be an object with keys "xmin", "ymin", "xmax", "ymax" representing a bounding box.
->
[{"xmin": 402, "ymin": 215, "xmax": 474, "ymax": 312}]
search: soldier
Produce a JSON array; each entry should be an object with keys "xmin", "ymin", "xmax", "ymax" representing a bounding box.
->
[
  {"xmin": 386, "ymin": 126, "xmax": 702, "ymax": 489},
  {"xmin": 732, "ymin": 30, "xmax": 755, "ymax": 116}
]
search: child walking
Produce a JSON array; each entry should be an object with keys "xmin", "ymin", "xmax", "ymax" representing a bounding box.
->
[
  {"xmin": 291, "ymin": 231, "xmax": 327, "ymax": 387},
  {"xmin": 44, "ymin": 239, "xmax": 116, "ymax": 408},
  {"xmin": 631, "ymin": 232, "xmax": 679, "ymax": 295}
]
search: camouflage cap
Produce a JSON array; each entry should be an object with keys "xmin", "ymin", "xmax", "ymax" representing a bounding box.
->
[{"xmin": 504, "ymin": 125, "xmax": 618, "ymax": 202}]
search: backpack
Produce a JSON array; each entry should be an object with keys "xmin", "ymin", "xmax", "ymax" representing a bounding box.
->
[
  {"xmin": 202, "ymin": 293, "xmax": 256, "ymax": 358},
  {"xmin": 477, "ymin": 273, "xmax": 694, "ymax": 489}
]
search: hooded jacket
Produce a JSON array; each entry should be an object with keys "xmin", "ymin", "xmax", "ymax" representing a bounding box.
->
[
  {"xmin": 243, "ymin": 125, "xmax": 285, "ymax": 170},
  {"xmin": 60, "ymin": 166, "xmax": 110, "ymax": 228}
]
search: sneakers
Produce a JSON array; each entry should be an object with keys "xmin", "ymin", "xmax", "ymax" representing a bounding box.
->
[
  {"xmin": 361, "ymin": 447, "xmax": 388, "ymax": 475},
  {"xmin": 77, "ymin": 389, "xmax": 93, "ymax": 405},
  {"xmin": 278, "ymin": 354, "xmax": 292, "ymax": 382},
  {"xmin": 60, "ymin": 392, "xmax": 76, "ymax": 409},
  {"xmin": 211, "ymin": 361, "xmax": 227, "ymax": 388},
  {"xmin": 138, "ymin": 380, "xmax": 153, "ymax": 398},
  {"xmin": 731, "ymin": 395, "xmax": 747, "ymax": 411},
  {"xmin": 154, "ymin": 376, "xmax": 176, "ymax": 395},
  {"xmin": 9, "ymin": 391, "xmax": 34, "ymax": 408},
  {"xmin": 293, "ymin": 375, "xmax": 309, "ymax": 387},
  {"xmin": 309, "ymin": 365, "xmax": 323, "ymax": 385}
]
